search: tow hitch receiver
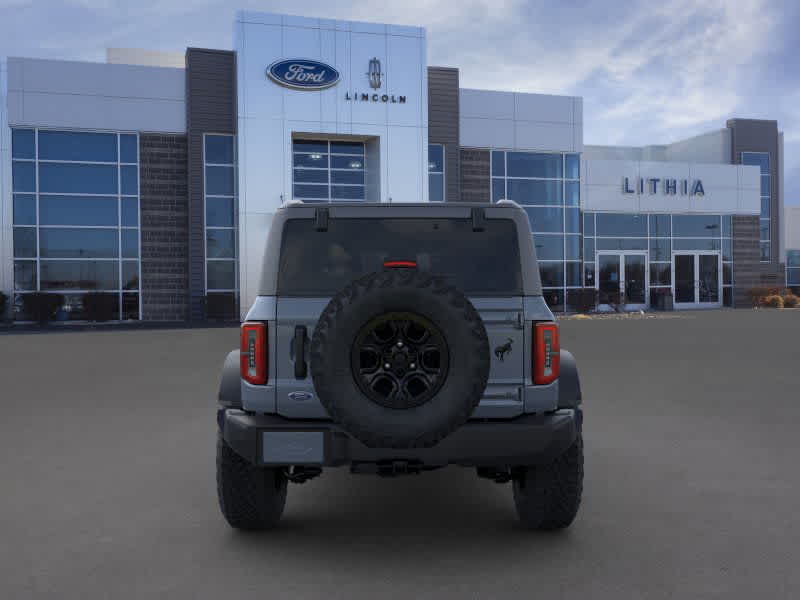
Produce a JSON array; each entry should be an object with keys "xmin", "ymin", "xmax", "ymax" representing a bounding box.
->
[{"xmin": 351, "ymin": 460, "xmax": 425, "ymax": 477}]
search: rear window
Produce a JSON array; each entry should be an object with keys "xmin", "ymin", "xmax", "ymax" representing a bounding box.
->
[{"xmin": 277, "ymin": 217, "xmax": 522, "ymax": 296}]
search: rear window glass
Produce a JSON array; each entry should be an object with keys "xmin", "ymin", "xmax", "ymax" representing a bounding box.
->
[{"xmin": 277, "ymin": 218, "xmax": 522, "ymax": 296}]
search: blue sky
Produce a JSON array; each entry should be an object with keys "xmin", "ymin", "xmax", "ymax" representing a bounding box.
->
[{"xmin": 2, "ymin": 0, "xmax": 798, "ymax": 205}]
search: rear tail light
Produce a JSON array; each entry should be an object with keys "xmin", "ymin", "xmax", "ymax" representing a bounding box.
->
[
  {"xmin": 383, "ymin": 260, "xmax": 417, "ymax": 268},
  {"xmin": 533, "ymin": 322, "xmax": 560, "ymax": 385},
  {"xmin": 240, "ymin": 322, "xmax": 267, "ymax": 385}
]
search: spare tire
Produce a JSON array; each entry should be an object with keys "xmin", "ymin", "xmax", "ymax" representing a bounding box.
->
[{"xmin": 310, "ymin": 269, "xmax": 490, "ymax": 449}]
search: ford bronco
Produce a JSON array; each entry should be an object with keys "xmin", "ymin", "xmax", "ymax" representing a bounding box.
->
[{"xmin": 216, "ymin": 201, "xmax": 583, "ymax": 530}]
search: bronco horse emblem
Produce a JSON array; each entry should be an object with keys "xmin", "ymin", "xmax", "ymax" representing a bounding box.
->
[{"xmin": 494, "ymin": 338, "xmax": 513, "ymax": 361}]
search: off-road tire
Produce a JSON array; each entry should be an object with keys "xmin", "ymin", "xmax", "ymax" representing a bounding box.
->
[
  {"xmin": 512, "ymin": 434, "xmax": 584, "ymax": 530},
  {"xmin": 310, "ymin": 269, "xmax": 490, "ymax": 449},
  {"xmin": 216, "ymin": 433, "xmax": 287, "ymax": 530}
]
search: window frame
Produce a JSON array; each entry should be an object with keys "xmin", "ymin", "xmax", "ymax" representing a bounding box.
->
[
  {"xmin": 203, "ymin": 133, "xmax": 239, "ymax": 295},
  {"xmin": 428, "ymin": 143, "xmax": 445, "ymax": 202}
]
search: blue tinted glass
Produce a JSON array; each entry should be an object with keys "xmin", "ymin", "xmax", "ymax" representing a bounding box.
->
[
  {"xmin": 538, "ymin": 262, "xmax": 564, "ymax": 287},
  {"xmin": 761, "ymin": 197, "xmax": 770, "ymax": 218},
  {"xmin": 206, "ymin": 166, "xmax": 234, "ymax": 195},
  {"xmin": 673, "ymin": 214, "xmax": 720, "ymax": 237},
  {"xmin": 566, "ymin": 262, "xmax": 581, "ymax": 287},
  {"xmin": 12, "ymin": 161, "xmax": 36, "ymax": 192},
  {"xmin": 789, "ymin": 268, "xmax": 800, "ymax": 285},
  {"xmin": 565, "ymin": 208, "xmax": 580, "ymax": 233},
  {"xmin": 332, "ymin": 185, "xmax": 365, "ymax": 200},
  {"xmin": 40, "ymin": 228, "xmax": 118, "ymax": 258},
  {"xmin": 760, "ymin": 242, "xmax": 770, "ymax": 261},
  {"xmin": 121, "ymin": 165, "xmax": 138, "ymax": 195},
  {"xmin": 723, "ymin": 263, "xmax": 732, "ymax": 285},
  {"xmin": 428, "ymin": 145, "xmax": 444, "ymax": 172},
  {"xmin": 120, "ymin": 134, "xmax": 138, "ymax": 163},
  {"xmin": 533, "ymin": 235, "xmax": 564, "ymax": 260},
  {"xmin": 650, "ymin": 264, "xmax": 671, "ymax": 286},
  {"xmin": 491, "ymin": 151, "xmax": 505, "ymax": 177},
  {"xmin": 13, "ymin": 194, "xmax": 36, "ymax": 225},
  {"xmin": 12, "ymin": 129, "xmax": 35, "ymax": 159},
  {"xmin": 123, "ymin": 261, "xmax": 139, "ymax": 290},
  {"xmin": 121, "ymin": 198, "xmax": 138, "ymax": 227},
  {"xmin": 331, "ymin": 155, "xmax": 364, "ymax": 169},
  {"xmin": 721, "ymin": 215, "xmax": 732, "ymax": 237},
  {"xmin": 205, "ymin": 135, "xmax": 234, "ymax": 164},
  {"xmin": 565, "ymin": 181, "xmax": 579, "ymax": 206},
  {"xmin": 722, "ymin": 238, "xmax": 732, "ymax": 261},
  {"xmin": 649, "ymin": 238, "xmax": 671, "ymax": 261},
  {"xmin": 207, "ymin": 229, "xmax": 236, "ymax": 258},
  {"xmin": 13, "ymin": 227, "xmax": 36, "ymax": 257},
  {"xmin": 565, "ymin": 154, "xmax": 580, "ymax": 179},
  {"xmin": 206, "ymin": 197, "xmax": 234, "ymax": 227},
  {"xmin": 525, "ymin": 206, "xmax": 563, "ymax": 233},
  {"xmin": 40, "ymin": 195, "xmax": 118, "ymax": 226},
  {"xmin": 40, "ymin": 260, "xmax": 119, "ymax": 290},
  {"xmin": 583, "ymin": 238, "xmax": 594, "ymax": 261},
  {"xmin": 595, "ymin": 213, "xmax": 647, "ymax": 237},
  {"xmin": 759, "ymin": 220, "xmax": 770, "ymax": 240},
  {"xmin": 330, "ymin": 141, "xmax": 364, "ymax": 155},
  {"xmin": 673, "ymin": 238, "xmax": 721, "ymax": 251},
  {"xmin": 649, "ymin": 214, "xmax": 671, "ymax": 237},
  {"xmin": 207, "ymin": 260, "xmax": 236, "ymax": 290},
  {"xmin": 760, "ymin": 175, "xmax": 770, "ymax": 196},
  {"xmin": 596, "ymin": 238, "xmax": 647, "ymax": 250},
  {"xmin": 583, "ymin": 213, "xmax": 594, "ymax": 236},
  {"xmin": 293, "ymin": 140, "xmax": 328, "ymax": 154},
  {"xmin": 293, "ymin": 153, "xmax": 328, "ymax": 168},
  {"xmin": 787, "ymin": 251, "xmax": 800, "ymax": 268},
  {"xmin": 741, "ymin": 152, "xmax": 769, "ymax": 174},
  {"xmin": 294, "ymin": 184, "xmax": 328, "ymax": 199},
  {"xmin": 429, "ymin": 174, "xmax": 444, "ymax": 202},
  {"xmin": 294, "ymin": 168, "xmax": 328, "ymax": 184},
  {"xmin": 39, "ymin": 163, "xmax": 118, "ymax": 194},
  {"xmin": 38, "ymin": 131, "xmax": 117, "ymax": 162},
  {"xmin": 122, "ymin": 293, "xmax": 140, "ymax": 320},
  {"xmin": 14, "ymin": 260, "xmax": 37, "ymax": 291},
  {"xmin": 492, "ymin": 179, "xmax": 505, "ymax": 202},
  {"xmin": 565, "ymin": 235, "xmax": 581, "ymax": 260},
  {"xmin": 507, "ymin": 152, "xmax": 562, "ymax": 178},
  {"xmin": 584, "ymin": 262, "xmax": 595, "ymax": 286},
  {"xmin": 507, "ymin": 180, "xmax": 562, "ymax": 205},
  {"xmin": 331, "ymin": 170, "xmax": 365, "ymax": 185},
  {"xmin": 122, "ymin": 229, "xmax": 139, "ymax": 258}
]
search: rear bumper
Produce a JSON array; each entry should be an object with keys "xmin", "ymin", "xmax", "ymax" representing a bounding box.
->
[{"xmin": 218, "ymin": 408, "xmax": 581, "ymax": 468}]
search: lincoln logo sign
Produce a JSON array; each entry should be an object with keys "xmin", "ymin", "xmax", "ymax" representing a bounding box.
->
[
  {"xmin": 623, "ymin": 177, "xmax": 705, "ymax": 196},
  {"xmin": 266, "ymin": 59, "xmax": 340, "ymax": 90}
]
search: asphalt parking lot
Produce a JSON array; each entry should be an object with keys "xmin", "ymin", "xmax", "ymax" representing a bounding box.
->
[{"xmin": 1, "ymin": 309, "xmax": 799, "ymax": 599}]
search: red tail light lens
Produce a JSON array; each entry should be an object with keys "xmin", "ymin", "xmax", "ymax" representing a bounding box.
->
[
  {"xmin": 533, "ymin": 322, "xmax": 560, "ymax": 385},
  {"xmin": 383, "ymin": 260, "xmax": 417, "ymax": 268},
  {"xmin": 240, "ymin": 322, "xmax": 267, "ymax": 385}
]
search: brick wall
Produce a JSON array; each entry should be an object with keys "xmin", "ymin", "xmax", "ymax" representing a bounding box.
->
[
  {"xmin": 139, "ymin": 134, "xmax": 189, "ymax": 321},
  {"xmin": 459, "ymin": 149, "xmax": 490, "ymax": 203}
]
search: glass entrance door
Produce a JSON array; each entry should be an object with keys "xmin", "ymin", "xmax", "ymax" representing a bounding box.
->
[
  {"xmin": 672, "ymin": 252, "xmax": 721, "ymax": 308},
  {"xmin": 596, "ymin": 252, "xmax": 648, "ymax": 310}
]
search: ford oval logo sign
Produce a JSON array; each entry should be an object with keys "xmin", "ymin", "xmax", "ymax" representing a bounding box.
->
[{"xmin": 267, "ymin": 59, "xmax": 340, "ymax": 90}]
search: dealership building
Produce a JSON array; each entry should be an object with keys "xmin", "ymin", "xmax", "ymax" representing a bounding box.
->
[{"xmin": 0, "ymin": 10, "xmax": 795, "ymax": 321}]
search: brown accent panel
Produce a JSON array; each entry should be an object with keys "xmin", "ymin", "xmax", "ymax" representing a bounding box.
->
[
  {"xmin": 459, "ymin": 148, "xmax": 490, "ymax": 203},
  {"xmin": 732, "ymin": 215, "xmax": 760, "ymax": 307},
  {"xmin": 139, "ymin": 134, "xmax": 189, "ymax": 321},
  {"xmin": 186, "ymin": 48, "xmax": 237, "ymax": 321},
  {"xmin": 427, "ymin": 67, "xmax": 460, "ymax": 202}
]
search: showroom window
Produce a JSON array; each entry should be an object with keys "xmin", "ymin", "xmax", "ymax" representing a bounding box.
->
[
  {"xmin": 583, "ymin": 213, "xmax": 734, "ymax": 307},
  {"xmin": 428, "ymin": 144, "xmax": 445, "ymax": 202},
  {"xmin": 204, "ymin": 133, "xmax": 238, "ymax": 318},
  {"xmin": 787, "ymin": 250, "xmax": 800, "ymax": 290},
  {"xmin": 11, "ymin": 128, "xmax": 141, "ymax": 321},
  {"xmin": 292, "ymin": 140, "xmax": 365, "ymax": 202},
  {"xmin": 742, "ymin": 152, "xmax": 770, "ymax": 261},
  {"xmin": 491, "ymin": 150, "xmax": 580, "ymax": 311}
]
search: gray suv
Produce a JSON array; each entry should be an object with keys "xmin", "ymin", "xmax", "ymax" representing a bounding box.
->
[{"xmin": 216, "ymin": 201, "xmax": 584, "ymax": 530}]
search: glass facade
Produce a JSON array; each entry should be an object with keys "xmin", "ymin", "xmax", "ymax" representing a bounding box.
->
[
  {"xmin": 787, "ymin": 250, "xmax": 800, "ymax": 288},
  {"xmin": 428, "ymin": 144, "xmax": 444, "ymax": 202},
  {"xmin": 583, "ymin": 213, "xmax": 734, "ymax": 308},
  {"xmin": 11, "ymin": 128, "xmax": 141, "ymax": 320},
  {"xmin": 742, "ymin": 152, "xmax": 770, "ymax": 261},
  {"xmin": 292, "ymin": 140, "xmax": 365, "ymax": 202},
  {"xmin": 204, "ymin": 134, "xmax": 238, "ymax": 306},
  {"xmin": 491, "ymin": 150, "xmax": 580, "ymax": 311}
]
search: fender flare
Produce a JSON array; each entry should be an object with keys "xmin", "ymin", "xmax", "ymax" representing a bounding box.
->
[
  {"xmin": 218, "ymin": 349, "xmax": 242, "ymax": 408},
  {"xmin": 558, "ymin": 349, "xmax": 582, "ymax": 409}
]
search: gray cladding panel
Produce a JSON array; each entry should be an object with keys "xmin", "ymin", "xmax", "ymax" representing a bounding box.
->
[{"xmin": 186, "ymin": 48, "xmax": 237, "ymax": 321}]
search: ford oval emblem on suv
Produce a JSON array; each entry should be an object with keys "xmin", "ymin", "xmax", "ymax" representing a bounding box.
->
[{"xmin": 267, "ymin": 59, "xmax": 340, "ymax": 90}]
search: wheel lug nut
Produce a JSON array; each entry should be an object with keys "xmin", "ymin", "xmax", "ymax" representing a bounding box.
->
[
  {"xmin": 410, "ymin": 363, "xmax": 416, "ymax": 369},
  {"xmin": 384, "ymin": 363, "xmax": 391, "ymax": 369},
  {"xmin": 397, "ymin": 341, "xmax": 403, "ymax": 347}
]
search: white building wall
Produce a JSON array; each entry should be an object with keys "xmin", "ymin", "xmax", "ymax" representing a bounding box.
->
[
  {"xmin": 6, "ymin": 57, "xmax": 185, "ymax": 132},
  {"xmin": 459, "ymin": 88, "xmax": 582, "ymax": 152},
  {"xmin": 235, "ymin": 11, "xmax": 429, "ymax": 315},
  {"xmin": 582, "ymin": 157, "xmax": 761, "ymax": 215},
  {"xmin": 106, "ymin": 48, "xmax": 186, "ymax": 69},
  {"xmin": 664, "ymin": 129, "xmax": 731, "ymax": 164}
]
